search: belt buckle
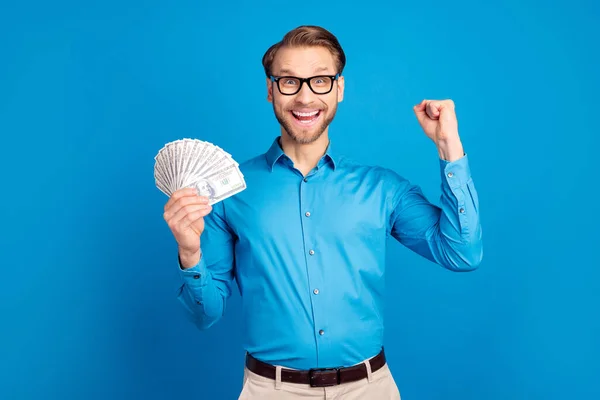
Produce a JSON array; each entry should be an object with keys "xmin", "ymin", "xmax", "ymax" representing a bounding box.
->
[{"xmin": 308, "ymin": 367, "xmax": 341, "ymax": 387}]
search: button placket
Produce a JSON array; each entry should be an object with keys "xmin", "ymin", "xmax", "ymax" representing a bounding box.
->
[{"xmin": 300, "ymin": 174, "xmax": 327, "ymax": 353}]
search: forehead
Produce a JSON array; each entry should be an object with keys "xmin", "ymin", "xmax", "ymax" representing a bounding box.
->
[{"xmin": 272, "ymin": 46, "xmax": 336, "ymax": 76}]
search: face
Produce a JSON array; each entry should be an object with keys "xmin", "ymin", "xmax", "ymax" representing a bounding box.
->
[
  {"xmin": 195, "ymin": 180, "xmax": 211, "ymax": 196},
  {"xmin": 267, "ymin": 46, "xmax": 344, "ymax": 145},
  {"xmin": 198, "ymin": 181, "xmax": 209, "ymax": 191}
]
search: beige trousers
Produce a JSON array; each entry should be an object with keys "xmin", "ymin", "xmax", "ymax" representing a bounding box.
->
[{"xmin": 238, "ymin": 362, "xmax": 401, "ymax": 399}]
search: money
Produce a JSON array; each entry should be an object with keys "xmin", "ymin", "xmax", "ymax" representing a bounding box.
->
[{"xmin": 153, "ymin": 138, "xmax": 246, "ymax": 204}]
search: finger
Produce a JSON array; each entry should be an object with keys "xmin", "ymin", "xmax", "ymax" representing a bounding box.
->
[
  {"xmin": 180, "ymin": 207, "xmax": 213, "ymax": 232},
  {"xmin": 438, "ymin": 100, "xmax": 458, "ymax": 124},
  {"xmin": 164, "ymin": 188, "xmax": 198, "ymax": 211},
  {"xmin": 425, "ymin": 101, "xmax": 442, "ymax": 119},
  {"xmin": 442, "ymin": 99, "xmax": 455, "ymax": 109},
  {"xmin": 413, "ymin": 99, "xmax": 428, "ymax": 124},
  {"xmin": 164, "ymin": 197, "xmax": 207, "ymax": 222},
  {"xmin": 164, "ymin": 194, "xmax": 210, "ymax": 219},
  {"xmin": 440, "ymin": 100, "xmax": 456, "ymax": 113},
  {"xmin": 169, "ymin": 204, "xmax": 211, "ymax": 227}
]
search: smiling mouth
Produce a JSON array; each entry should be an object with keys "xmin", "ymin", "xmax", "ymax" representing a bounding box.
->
[{"xmin": 291, "ymin": 110, "xmax": 321, "ymax": 124}]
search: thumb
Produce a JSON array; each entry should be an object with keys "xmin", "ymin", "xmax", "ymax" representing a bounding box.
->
[{"xmin": 413, "ymin": 100, "xmax": 428, "ymax": 124}]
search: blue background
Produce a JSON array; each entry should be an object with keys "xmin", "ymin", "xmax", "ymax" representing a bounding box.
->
[{"xmin": 1, "ymin": 0, "xmax": 598, "ymax": 399}]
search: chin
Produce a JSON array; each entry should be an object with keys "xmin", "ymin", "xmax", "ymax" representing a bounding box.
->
[
  {"xmin": 278, "ymin": 113, "xmax": 333, "ymax": 145},
  {"xmin": 288, "ymin": 128, "xmax": 325, "ymax": 145}
]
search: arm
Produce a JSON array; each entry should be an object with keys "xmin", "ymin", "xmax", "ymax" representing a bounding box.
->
[
  {"xmin": 176, "ymin": 200, "xmax": 236, "ymax": 330},
  {"xmin": 389, "ymin": 153, "xmax": 483, "ymax": 271}
]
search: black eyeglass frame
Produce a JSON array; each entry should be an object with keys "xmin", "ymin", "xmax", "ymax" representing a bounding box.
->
[{"xmin": 269, "ymin": 73, "xmax": 340, "ymax": 95}]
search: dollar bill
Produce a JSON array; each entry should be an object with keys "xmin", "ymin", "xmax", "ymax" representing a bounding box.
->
[
  {"xmin": 187, "ymin": 163, "xmax": 246, "ymax": 205},
  {"xmin": 154, "ymin": 138, "xmax": 247, "ymax": 202}
]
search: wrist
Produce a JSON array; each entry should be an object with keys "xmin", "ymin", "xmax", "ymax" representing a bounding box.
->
[
  {"xmin": 179, "ymin": 246, "xmax": 201, "ymax": 269},
  {"xmin": 436, "ymin": 138, "xmax": 464, "ymax": 162}
]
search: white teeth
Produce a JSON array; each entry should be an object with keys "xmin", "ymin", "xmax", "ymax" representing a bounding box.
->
[{"xmin": 292, "ymin": 110, "xmax": 319, "ymax": 117}]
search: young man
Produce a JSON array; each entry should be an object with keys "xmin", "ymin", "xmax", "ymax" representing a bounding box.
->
[{"xmin": 163, "ymin": 25, "xmax": 483, "ymax": 399}]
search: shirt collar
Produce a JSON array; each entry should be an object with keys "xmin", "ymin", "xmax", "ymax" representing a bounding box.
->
[{"xmin": 265, "ymin": 136, "xmax": 338, "ymax": 172}]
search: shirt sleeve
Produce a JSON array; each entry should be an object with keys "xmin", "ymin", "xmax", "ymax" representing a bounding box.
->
[
  {"xmin": 176, "ymin": 200, "xmax": 237, "ymax": 329},
  {"xmin": 388, "ymin": 153, "xmax": 483, "ymax": 271}
]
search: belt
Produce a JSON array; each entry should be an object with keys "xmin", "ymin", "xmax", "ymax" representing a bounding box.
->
[{"xmin": 245, "ymin": 348, "xmax": 386, "ymax": 387}]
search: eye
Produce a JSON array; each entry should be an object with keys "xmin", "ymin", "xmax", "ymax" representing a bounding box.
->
[{"xmin": 311, "ymin": 76, "xmax": 331, "ymax": 87}]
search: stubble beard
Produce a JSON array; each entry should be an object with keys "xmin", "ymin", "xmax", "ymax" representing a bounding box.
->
[{"xmin": 273, "ymin": 102, "xmax": 338, "ymax": 145}]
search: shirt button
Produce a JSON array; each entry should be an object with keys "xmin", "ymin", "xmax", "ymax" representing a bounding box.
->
[
  {"xmin": 305, "ymin": 211, "xmax": 311, "ymax": 217},
  {"xmin": 309, "ymin": 250, "xmax": 315, "ymax": 255},
  {"xmin": 319, "ymin": 330, "xmax": 325, "ymax": 336},
  {"xmin": 459, "ymin": 208, "xmax": 465, "ymax": 213},
  {"xmin": 447, "ymin": 172, "xmax": 454, "ymax": 178},
  {"xmin": 313, "ymin": 289, "xmax": 319, "ymax": 295},
  {"xmin": 303, "ymin": 178, "xmax": 308, "ymax": 182},
  {"xmin": 193, "ymin": 274, "xmax": 200, "ymax": 279}
]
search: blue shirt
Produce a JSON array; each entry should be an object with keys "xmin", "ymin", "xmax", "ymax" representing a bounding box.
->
[{"xmin": 176, "ymin": 136, "xmax": 483, "ymax": 370}]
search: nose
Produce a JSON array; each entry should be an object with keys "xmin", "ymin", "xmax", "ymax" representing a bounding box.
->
[{"xmin": 295, "ymin": 80, "xmax": 316, "ymax": 104}]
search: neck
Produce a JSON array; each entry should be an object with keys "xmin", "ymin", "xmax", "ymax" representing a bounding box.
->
[{"xmin": 279, "ymin": 130, "xmax": 330, "ymax": 176}]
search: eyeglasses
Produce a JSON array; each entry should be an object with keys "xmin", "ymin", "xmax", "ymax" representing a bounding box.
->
[{"xmin": 270, "ymin": 74, "xmax": 340, "ymax": 95}]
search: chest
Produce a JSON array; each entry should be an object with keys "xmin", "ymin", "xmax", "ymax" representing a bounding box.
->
[{"xmin": 226, "ymin": 172, "xmax": 391, "ymax": 244}]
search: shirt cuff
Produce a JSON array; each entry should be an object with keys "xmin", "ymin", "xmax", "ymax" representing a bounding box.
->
[
  {"xmin": 178, "ymin": 253, "xmax": 209, "ymax": 288},
  {"xmin": 440, "ymin": 153, "xmax": 471, "ymax": 190}
]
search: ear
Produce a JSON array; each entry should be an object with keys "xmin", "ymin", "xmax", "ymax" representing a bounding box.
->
[
  {"xmin": 266, "ymin": 77, "xmax": 273, "ymax": 103},
  {"xmin": 337, "ymin": 75, "xmax": 345, "ymax": 103}
]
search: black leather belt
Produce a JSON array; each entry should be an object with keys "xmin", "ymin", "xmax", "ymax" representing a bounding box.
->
[{"xmin": 245, "ymin": 348, "xmax": 386, "ymax": 387}]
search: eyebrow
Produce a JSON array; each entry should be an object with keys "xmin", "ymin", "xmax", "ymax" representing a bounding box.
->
[{"xmin": 277, "ymin": 66, "xmax": 332, "ymax": 75}]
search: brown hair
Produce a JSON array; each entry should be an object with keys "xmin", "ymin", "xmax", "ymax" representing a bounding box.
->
[{"xmin": 262, "ymin": 25, "xmax": 346, "ymax": 77}]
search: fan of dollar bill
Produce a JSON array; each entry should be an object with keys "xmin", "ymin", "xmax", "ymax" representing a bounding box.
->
[{"xmin": 153, "ymin": 138, "xmax": 247, "ymax": 204}]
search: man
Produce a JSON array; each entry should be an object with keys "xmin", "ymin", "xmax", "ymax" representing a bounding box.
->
[{"xmin": 163, "ymin": 25, "xmax": 483, "ymax": 399}]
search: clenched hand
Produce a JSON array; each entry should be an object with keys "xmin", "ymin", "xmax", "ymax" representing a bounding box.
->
[{"xmin": 163, "ymin": 188, "xmax": 213, "ymax": 268}]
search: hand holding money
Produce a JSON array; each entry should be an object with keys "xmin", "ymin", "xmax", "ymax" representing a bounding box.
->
[
  {"xmin": 163, "ymin": 188, "xmax": 211, "ymax": 268},
  {"xmin": 154, "ymin": 138, "xmax": 247, "ymax": 268}
]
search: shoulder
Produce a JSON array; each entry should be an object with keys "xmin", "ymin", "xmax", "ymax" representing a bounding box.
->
[
  {"xmin": 338, "ymin": 156, "xmax": 412, "ymax": 193},
  {"xmin": 217, "ymin": 152, "xmax": 269, "ymax": 213},
  {"xmin": 238, "ymin": 153, "xmax": 268, "ymax": 173}
]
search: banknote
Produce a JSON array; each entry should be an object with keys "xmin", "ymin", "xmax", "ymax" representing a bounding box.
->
[
  {"xmin": 153, "ymin": 138, "xmax": 246, "ymax": 203},
  {"xmin": 186, "ymin": 163, "xmax": 247, "ymax": 205}
]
